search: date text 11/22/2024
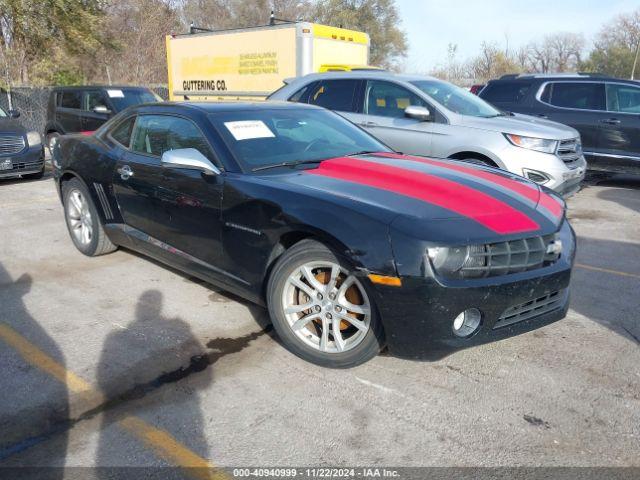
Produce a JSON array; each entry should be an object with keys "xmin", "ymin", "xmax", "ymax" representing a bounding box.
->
[{"xmin": 232, "ymin": 468, "xmax": 400, "ymax": 478}]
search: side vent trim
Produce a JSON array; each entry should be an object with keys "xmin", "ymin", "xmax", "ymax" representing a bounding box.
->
[{"xmin": 93, "ymin": 183, "xmax": 114, "ymax": 220}]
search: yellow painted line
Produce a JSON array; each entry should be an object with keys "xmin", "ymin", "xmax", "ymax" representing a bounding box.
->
[
  {"xmin": 120, "ymin": 416, "xmax": 225, "ymax": 480},
  {"xmin": 0, "ymin": 324, "xmax": 93, "ymax": 395},
  {"xmin": 0, "ymin": 323, "xmax": 227, "ymax": 479},
  {"xmin": 576, "ymin": 263, "xmax": 640, "ymax": 280}
]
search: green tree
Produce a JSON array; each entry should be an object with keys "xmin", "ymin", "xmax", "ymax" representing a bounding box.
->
[
  {"xmin": 311, "ymin": 0, "xmax": 407, "ymax": 69},
  {"xmin": 581, "ymin": 8, "xmax": 640, "ymax": 78}
]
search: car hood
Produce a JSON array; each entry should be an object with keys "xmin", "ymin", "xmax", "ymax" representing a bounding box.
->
[
  {"xmin": 0, "ymin": 117, "xmax": 26, "ymax": 135},
  {"xmin": 460, "ymin": 112, "xmax": 579, "ymax": 139},
  {"xmin": 259, "ymin": 153, "xmax": 565, "ymax": 244}
]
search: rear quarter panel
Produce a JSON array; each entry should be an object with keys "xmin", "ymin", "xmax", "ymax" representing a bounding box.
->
[{"xmin": 54, "ymin": 135, "xmax": 122, "ymax": 223}]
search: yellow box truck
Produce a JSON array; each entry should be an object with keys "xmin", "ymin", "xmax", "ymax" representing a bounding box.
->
[{"xmin": 165, "ymin": 22, "xmax": 370, "ymax": 101}]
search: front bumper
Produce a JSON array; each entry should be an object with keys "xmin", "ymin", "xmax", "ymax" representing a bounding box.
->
[
  {"xmin": 373, "ymin": 222, "xmax": 576, "ymax": 360},
  {"xmin": 374, "ymin": 268, "xmax": 571, "ymax": 359},
  {"xmin": 0, "ymin": 147, "xmax": 45, "ymax": 179},
  {"xmin": 497, "ymin": 145, "xmax": 586, "ymax": 197}
]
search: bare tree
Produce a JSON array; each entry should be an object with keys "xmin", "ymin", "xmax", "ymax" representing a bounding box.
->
[
  {"xmin": 467, "ymin": 42, "xmax": 520, "ymax": 82},
  {"xmin": 582, "ymin": 8, "xmax": 640, "ymax": 78},
  {"xmin": 528, "ymin": 32, "xmax": 584, "ymax": 73},
  {"xmin": 89, "ymin": 0, "xmax": 180, "ymax": 84}
]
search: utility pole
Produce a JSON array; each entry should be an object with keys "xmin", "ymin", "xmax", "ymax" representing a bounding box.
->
[{"xmin": 632, "ymin": 37, "xmax": 640, "ymax": 80}]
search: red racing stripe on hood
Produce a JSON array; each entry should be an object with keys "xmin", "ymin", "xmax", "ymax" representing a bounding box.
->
[
  {"xmin": 308, "ymin": 157, "xmax": 540, "ymax": 235},
  {"xmin": 376, "ymin": 152, "xmax": 564, "ymax": 218}
]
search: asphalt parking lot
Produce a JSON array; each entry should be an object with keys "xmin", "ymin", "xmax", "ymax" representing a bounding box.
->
[{"xmin": 0, "ymin": 170, "xmax": 639, "ymax": 475}]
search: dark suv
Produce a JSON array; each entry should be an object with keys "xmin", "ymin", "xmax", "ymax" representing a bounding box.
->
[
  {"xmin": 0, "ymin": 106, "xmax": 45, "ymax": 180},
  {"xmin": 44, "ymin": 86, "xmax": 159, "ymax": 151},
  {"xmin": 480, "ymin": 74, "xmax": 640, "ymax": 174}
]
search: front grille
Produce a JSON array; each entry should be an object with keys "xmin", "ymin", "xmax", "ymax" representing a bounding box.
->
[
  {"xmin": 556, "ymin": 138, "xmax": 581, "ymax": 168},
  {"xmin": 10, "ymin": 160, "xmax": 43, "ymax": 171},
  {"xmin": 494, "ymin": 289, "xmax": 567, "ymax": 329},
  {"xmin": 0, "ymin": 134, "xmax": 26, "ymax": 156},
  {"xmin": 459, "ymin": 234, "xmax": 561, "ymax": 278}
]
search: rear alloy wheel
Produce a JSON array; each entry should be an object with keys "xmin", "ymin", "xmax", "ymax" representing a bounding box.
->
[
  {"xmin": 268, "ymin": 240, "xmax": 384, "ymax": 367},
  {"xmin": 47, "ymin": 132, "xmax": 60, "ymax": 155},
  {"xmin": 62, "ymin": 178, "xmax": 116, "ymax": 256}
]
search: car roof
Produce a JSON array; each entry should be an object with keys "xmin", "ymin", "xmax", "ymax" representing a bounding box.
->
[
  {"xmin": 286, "ymin": 71, "xmax": 440, "ymax": 84},
  {"xmin": 52, "ymin": 85, "xmax": 152, "ymax": 91},
  {"xmin": 132, "ymin": 101, "xmax": 324, "ymax": 114},
  {"xmin": 490, "ymin": 73, "xmax": 640, "ymax": 84}
]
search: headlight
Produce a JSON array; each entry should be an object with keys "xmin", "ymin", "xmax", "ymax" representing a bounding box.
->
[
  {"xmin": 26, "ymin": 131, "xmax": 42, "ymax": 147},
  {"xmin": 504, "ymin": 133, "xmax": 557, "ymax": 154},
  {"xmin": 427, "ymin": 245, "xmax": 487, "ymax": 279},
  {"xmin": 427, "ymin": 234, "xmax": 563, "ymax": 279}
]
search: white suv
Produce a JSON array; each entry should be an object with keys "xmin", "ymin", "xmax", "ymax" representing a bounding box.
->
[{"xmin": 268, "ymin": 72, "xmax": 587, "ymax": 196}]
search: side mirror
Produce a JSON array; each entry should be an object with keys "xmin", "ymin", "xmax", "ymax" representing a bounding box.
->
[
  {"xmin": 161, "ymin": 148, "xmax": 221, "ymax": 176},
  {"xmin": 404, "ymin": 105, "xmax": 432, "ymax": 122},
  {"xmin": 92, "ymin": 105, "xmax": 111, "ymax": 115},
  {"xmin": 8, "ymin": 109, "xmax": 20, "ymax": 118}
]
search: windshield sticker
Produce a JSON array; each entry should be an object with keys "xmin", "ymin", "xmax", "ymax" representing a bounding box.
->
[
  {"xmin": 106, "ymin": 89, "xmax": 125, "ymax": 98},
  {"xmin": 224, "ymin": 120, "xmax": 275, "ymax": 141}
]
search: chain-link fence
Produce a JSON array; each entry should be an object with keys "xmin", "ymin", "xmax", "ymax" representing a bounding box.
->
[{"xmin": 0, "ymin": 85, "xmax": 169, "ymax": 134}]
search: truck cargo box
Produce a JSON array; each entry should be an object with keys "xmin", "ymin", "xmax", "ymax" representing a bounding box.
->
[{"xmin": 166, "ymin": 22, "xmax": 370, "ymax": 101}]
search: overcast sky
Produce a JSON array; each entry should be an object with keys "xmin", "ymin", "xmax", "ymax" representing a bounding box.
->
[{"xmin": 395, "ymin": 0, "xmax": 640, "ymax": 73}]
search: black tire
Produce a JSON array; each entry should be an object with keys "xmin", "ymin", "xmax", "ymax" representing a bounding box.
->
[
  {"xmin": 267, "ymin": 239, "xmax": 385, "ymax": 368},
  {"xmin": 62, "ymin": 178, "xmax": 117, "ymax": 257}
]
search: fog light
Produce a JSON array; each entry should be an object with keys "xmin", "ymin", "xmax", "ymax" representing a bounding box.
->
[
  {"xmin": 452, "ymin": 308, "xmax": 482, "ymax": 338},
  {"xmin": 522, "ymin": 168, "xmax": 550, "ymax": 185}
]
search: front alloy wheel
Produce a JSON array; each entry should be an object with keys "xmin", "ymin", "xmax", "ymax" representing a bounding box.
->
[
  {"xmin": 282, "ymin": 261, "xmax": 371, "ymax": 354},
  {"xmin": 267, "ymin": 239, "xmax": 384, "ymax": 368}
]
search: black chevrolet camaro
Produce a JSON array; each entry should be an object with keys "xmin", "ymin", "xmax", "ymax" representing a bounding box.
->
[{"xmin": 52, "ymin": 102, "xmax": 575, "ymax": 367}]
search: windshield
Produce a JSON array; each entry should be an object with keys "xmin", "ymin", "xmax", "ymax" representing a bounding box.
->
[
  {"xmin": 0, "ymin": 106, "xmax": 7, "ymax": 117},
  {"xmin": 107, "ymin": 89, "xmax": 160, "ymax": 111},
  {"xmin": 411, "ymin": 80, "xmax": 501, "ymax": 117},
  {"xmin": 209, "ymin": 108, "xmax": 389, "ymax": 171}
]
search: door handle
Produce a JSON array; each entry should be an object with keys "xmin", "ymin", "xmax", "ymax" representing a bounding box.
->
[
  {"xmin": 117, "ymin": 165, "xmax": 134, "ymax": 180},
  {"xmin": 600, "ymin": 118, "xmax": 621, "ymax": 125},
  {"xmin": 537, "ymin": 114, "xmax": 548, "ymax": 119},
  {"xmin": 361, "ymin": 121, "xmax": 379, "ymax": 127}
]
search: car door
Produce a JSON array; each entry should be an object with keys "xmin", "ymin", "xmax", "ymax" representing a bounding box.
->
[
  {"xmin": 350, "ymin": 80, "xmax": 434, "ymax": 156},
  {"xmin": 57, "ymin": 90, "xmax": 83, "ymax": 134},
  {"xmin": 82, "ymin": 90, "xmax": 112, "ymax": 132},
  {"xmin": 602, "ymin": 82, "xmax": 640, "ymax": 164},
  {"xmin": 153, "ymin": 115, "xmax": 224, "ymax": 270},
  {"xmin": 111, "ymin": 115, "xmax": 168, "ymax": 241},
  {"xmin": 533, "ymin": 81, "xmax": 608, "ymax": 155}
]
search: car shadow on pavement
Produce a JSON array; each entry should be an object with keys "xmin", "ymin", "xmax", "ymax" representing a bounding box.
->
[
  {"xmin": 93, "ymin": 289, "xmax": 271, "ymax": 474},
  {"xmin": 596, "ymin": 187, "xmax": 640, "ymax": 215},
  {"xmin": 0, "ymin": 263, "xmax": 68, "ymax": 475},
  {"xmin": 0, "ymin": 170, "xmax": 53, "ymax": 187},
  {"xmin": 94, "ymin": 289, "xmax": 213, "ymax": 472},
  {"xmin": 571, "ymin": 236, "xmax": 640, "ymax": 345},
  {"xmin": 123, "ymin": 248, "xmax": 275, "ymax": 338}
]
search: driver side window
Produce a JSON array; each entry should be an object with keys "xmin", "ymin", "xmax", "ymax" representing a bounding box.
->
[
  {"xmin": 365, "ymin": 81, "xmax": 426, "ymax": 118},
  {"xmin": 131, "ymin": 115, "xmax": 214, "ymax": 161}
]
